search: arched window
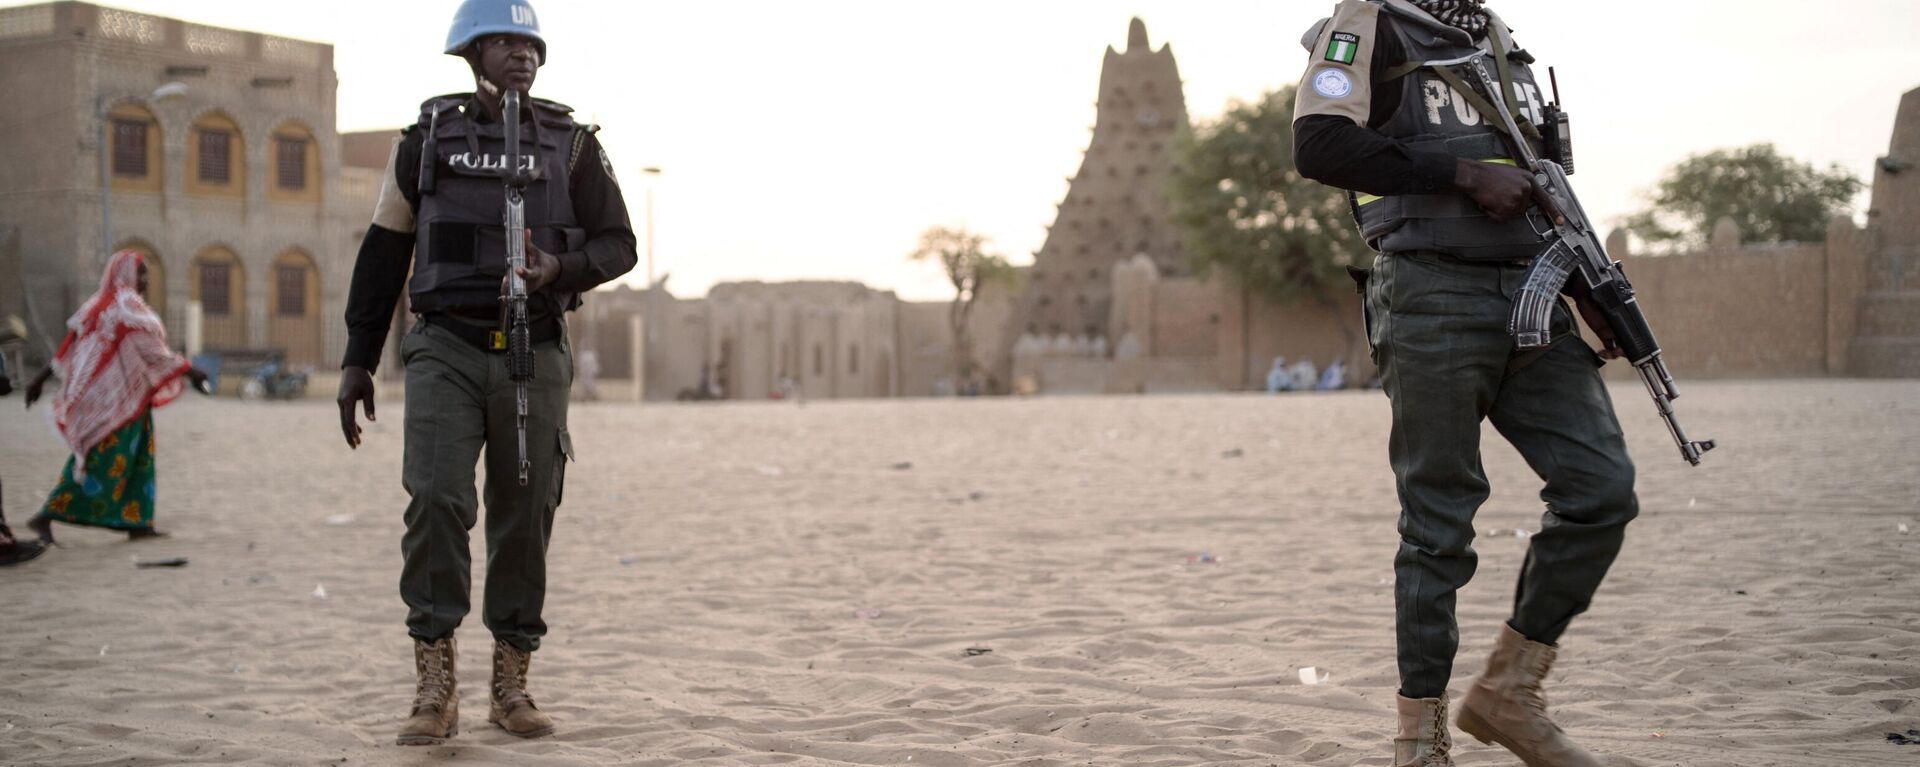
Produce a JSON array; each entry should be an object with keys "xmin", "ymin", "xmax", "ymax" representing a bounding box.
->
[
  {"xmin": 106, "ymin": 103, "xmax": 162, "ymax": 194},
  {"xmin": 268, "ymin": 121, "xmax": 321, "ymax": 203},
  {"xmin": 187, "ymin": 111, "xmax": 245, "ymax": 198},
  {"xmin": 192, "ymin": 246, "xmax": 246, "ymax": 348},
  {"xmin": 268, "ymin": 249, "xmax": 322, "ymax": 364}
]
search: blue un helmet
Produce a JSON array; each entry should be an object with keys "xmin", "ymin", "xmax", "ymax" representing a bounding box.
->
[{"xmin": 444, "ymin": 0, "xmax": 546, "ymax": 64}]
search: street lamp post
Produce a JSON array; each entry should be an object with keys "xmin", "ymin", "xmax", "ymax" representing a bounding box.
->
[
  {"xmin": 98, "ymin": 81, "xmax": 188, "ymax": 261},
  {"xmin": 640, "ymin": 166, "xmax": 662, "ymax": 286},
  {"xmin": 637, "ymin": 167, "xmax": 661, "ymax": 403}
]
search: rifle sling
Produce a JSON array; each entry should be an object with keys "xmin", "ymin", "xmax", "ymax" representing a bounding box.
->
[
  {"xmin": 1488, "ymin": 32, "xmax": 1524, "ymax": 132},
  {"xmin": 1380, "ymin": 59, "xmax": 1424, "ymax": 82},
  {"xmin": 1505, "ymin": 336, "xmax": 1558, "ymax": 376}
]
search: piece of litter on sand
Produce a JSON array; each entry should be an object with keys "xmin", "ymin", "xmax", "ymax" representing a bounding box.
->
[
  {"xmin": 1688, "ymin": 497, "xmax": 1697, "ymax": 508},
  {"xmin": 1652, "ymin": 732, "xmax": 1665, "ymax": 739},
  {"xmin": 1887, "ymin": 729, "xmax": 1920, "ymax": 745},
  {"xmin": 1220, "ymin": 448, "xmax": 1244, "ymax": 459},
  {"xmin": 98, "ymin": 645, "xmax": 109, "ymax": 656},
  {"xmin": 755, "ymin": 465, "xmax": 784, "ymax": 477},
  {"xmin": 891, "ymin": 462, "xmax": 914, "ymax": 470},
  {"xmin": 967, "ymin": 491, "xmax": 987, "ymax": 501},
  {"xmin": 311, "ymin": 583, "xmax": 328, "ymax": 600},
  {"xmin": 135, "ymin": 557, "xmax": 189, "ymax": 568},
  {"xmin": 324, "ymin": 514, "xmax": 355, "ymax": 526},
  {"xmin": 964, "ymin": 647, "xmax": 993, "ymax": 657},
  {"xmin": 618, "ymin": 554, "xmax": 640, "ymax": 566},
  {"xmin": 1187, "ymin": 553, "xmax": 1222, "ymax": 565},
  {"xmin": 1899, "ymin": 523, "xmax": 1911, "ymax": 535},
  {"xmin": 853, "ymin": 607, "xmax": 883, "ymax": 620},
  {"xmin": 1297, "ymin": 667, "xmax": 1330, "ymax": 685}
]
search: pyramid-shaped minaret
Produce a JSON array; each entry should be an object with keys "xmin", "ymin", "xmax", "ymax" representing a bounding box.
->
[{"xmin": 1012, "ymin": 18, "xmax": 1190, "ymax": 341}]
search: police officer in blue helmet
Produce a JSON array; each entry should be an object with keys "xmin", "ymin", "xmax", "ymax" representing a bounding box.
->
[{"xmin": 335, "ymin": 0, "xmax": 636, "ymax": 745}]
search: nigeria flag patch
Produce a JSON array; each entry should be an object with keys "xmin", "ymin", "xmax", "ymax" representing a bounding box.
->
[{"xmin": 1325, "ymin": 32, "xmax": 1360, "ymax": 64}]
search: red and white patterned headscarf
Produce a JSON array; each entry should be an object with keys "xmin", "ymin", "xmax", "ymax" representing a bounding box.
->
[{"xmin": 49, "ymin": 249, "xmax": 189, "ymax": 476}]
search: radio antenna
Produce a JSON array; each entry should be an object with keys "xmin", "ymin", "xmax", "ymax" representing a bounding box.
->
[{"xmin": 1548, "ymin": 66, "xmax": 1562, "ymax": 105}]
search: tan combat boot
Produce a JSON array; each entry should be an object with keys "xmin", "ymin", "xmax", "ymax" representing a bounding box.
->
[
  {"xmin": 396, "ymin": 636, "xmax": 458, "ymax": 745},
  {"xmin": 489, "ymin": 639, "xmax": 555, "ymax": 738},
  {"xmin": 1393, "ymin": 695, "xmax": 1455, "ymax": 766},
  {"xmin": 1457, "ymin": 625, "xmax": 1603, "ymax": 767}
]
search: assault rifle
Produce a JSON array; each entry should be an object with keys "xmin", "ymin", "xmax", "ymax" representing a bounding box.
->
[
  {"xmin": 498, "ymin": 89, "xmax": 537, "ymax": 485},
  {"xmin": 1454, "ymin": 54, "xmax": 1716, "ymax": 466}
]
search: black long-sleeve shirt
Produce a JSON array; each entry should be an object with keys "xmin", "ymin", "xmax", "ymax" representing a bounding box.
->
[
  {"xmin": 340, "ymin": 97, "xmax": 637, "ymax": 372},
  {"xmin": 1292, "ymin": 9, "xmax": 1458, "ymax": 197}
]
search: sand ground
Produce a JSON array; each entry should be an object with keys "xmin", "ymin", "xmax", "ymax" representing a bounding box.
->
[{"xmin": 1, "ymin": 379, "xmax": 1915, "ymax": 766}]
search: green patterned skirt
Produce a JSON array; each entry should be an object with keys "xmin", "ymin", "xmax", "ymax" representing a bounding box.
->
[{"xmin": 41, "ymin": 413, "xmax": 158, "ymax": 530}]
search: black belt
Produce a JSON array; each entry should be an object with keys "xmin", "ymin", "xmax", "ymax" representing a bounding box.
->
[
  {"xmin": 420, "ymin": 312, "xmax": 562, "ymax": 352},
  {"xmin": 1394, "ymin": 250, "xmax": 1534, "ymax": 269}
]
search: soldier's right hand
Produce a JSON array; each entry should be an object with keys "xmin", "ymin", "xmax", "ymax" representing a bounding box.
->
[
  {"xmin": 1454, "ymin": 158, "xmax": 1564, "ymax": 225},
  {"xmin": 337, "ymin": 366, "xmax": 376, "ymax": 449}
]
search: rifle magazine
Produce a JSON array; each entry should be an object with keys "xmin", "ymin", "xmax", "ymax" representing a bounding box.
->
[{"xmin": 1508, "ymin": 239, "xmax": 1578, "ymax": 349}]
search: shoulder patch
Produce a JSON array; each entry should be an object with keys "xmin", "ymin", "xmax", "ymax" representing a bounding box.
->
[
  {"xmin": 1325, "ymin": 31, "xmax": 1361, "ymax": 64},
  {"xmin": 599, "ymin": 147, "xmax": 618, "ymax": 188},
  {"xmin": 1311, "ymin": 68, "xmax": 1354, "ymax": 98}
]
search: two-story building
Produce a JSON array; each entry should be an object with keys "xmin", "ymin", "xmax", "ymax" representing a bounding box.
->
[{"xmin": 0, "ymin": 2, "xmax": 353, "ymax": 368}]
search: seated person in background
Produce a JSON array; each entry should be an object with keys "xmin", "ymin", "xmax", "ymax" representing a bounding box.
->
[{"xmin": 1266, "ymin": 356, "xmax": 1293, "ymax": 392}]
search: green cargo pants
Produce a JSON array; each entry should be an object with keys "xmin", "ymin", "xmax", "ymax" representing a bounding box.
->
[
  {"xmin": 399, "ymin": 319, "xmax": 574, "ymax": 652},
  {"xmin": 1365, "ymin": 251, "xmax": 1638, "ymax": 699}
]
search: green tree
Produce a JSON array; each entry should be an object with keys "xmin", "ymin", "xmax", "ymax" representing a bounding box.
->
[
  {"xmin": 1169, "ymin": 85, "xmax": 1366, "ymax": 304},
  {"xmin": 909, "ymin": 226, "xmax": 1013, "ymax": 387},
  {"xmin": 1624, "ymin": 144, "xmax": 1862, "ymax": 251}
]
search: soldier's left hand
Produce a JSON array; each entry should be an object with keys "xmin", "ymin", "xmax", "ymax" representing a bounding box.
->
[{"xmin": 511, "ymin": 230, "xmax": 561, "ymax": 294}]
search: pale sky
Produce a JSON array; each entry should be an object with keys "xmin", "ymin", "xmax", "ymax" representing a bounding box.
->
[{"xmin": 18, "ymin": 1, "xmax": 1920, "ymax": 300}]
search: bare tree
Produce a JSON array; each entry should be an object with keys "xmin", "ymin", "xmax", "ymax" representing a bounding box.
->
[{"xmin": 909, "ymin": 226, "xmax": 1012, "ymax": 391}]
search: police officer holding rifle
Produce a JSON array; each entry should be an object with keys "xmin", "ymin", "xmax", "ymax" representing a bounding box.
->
[
  {"xmin": 335, "ymin": 0, "xmax": 636, "ymax": 745},
  {"xmin": 1292, "ymin": 1, "xmax": 1710, "ymax": 764}
]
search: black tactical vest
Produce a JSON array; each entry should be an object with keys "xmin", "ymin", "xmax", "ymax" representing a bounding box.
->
[
  {"xmin": 1355, "ymin": 5, "xmax": 1551, "ymax": 261},
  {"xmin": 409, "ymin": 94, "xmax": 585, "ymax": 312}
]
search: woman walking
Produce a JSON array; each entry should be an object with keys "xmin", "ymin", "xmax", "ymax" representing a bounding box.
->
[{"xmin": 22, "ymin": 249, "xmax": 206, "ymax": 544}]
